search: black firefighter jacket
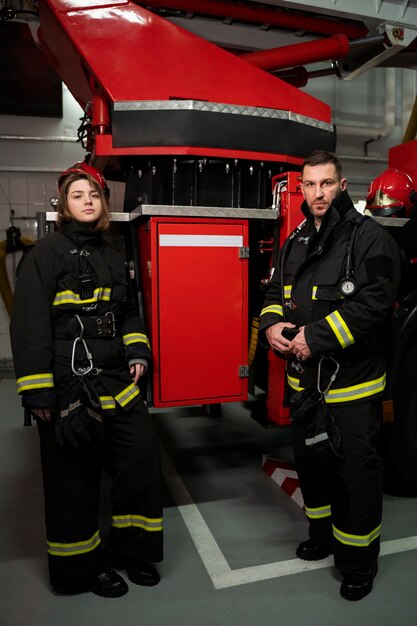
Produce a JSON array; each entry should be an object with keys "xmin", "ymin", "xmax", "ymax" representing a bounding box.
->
[
  {"xmin": 258, "ymin": 190, "xmax": 402, "ymax": 404},
  {"xmin": 10, "ymin": 219, "xmax": 152, "ymax": 415}
]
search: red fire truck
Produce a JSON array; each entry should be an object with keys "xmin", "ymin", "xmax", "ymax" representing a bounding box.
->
[{"xmin": 37, "ymin": 1, "xmax": 417, "ymax": 494}]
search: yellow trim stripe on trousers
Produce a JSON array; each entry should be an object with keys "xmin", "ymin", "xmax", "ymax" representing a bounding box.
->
[
  {"xmin": 332, "ymin": 524, "xmax": 381, "ymax": 547},
  {"xmin": 305, "ymin": 504, "xmax": 332, "ymax": 519},
  {"xmin": 112, "ymin": 514, "xmax": 163, "ymax": 532},
  {"xmin": 47, "ymin": 530, "xmax": 101, "ymax": 556}
]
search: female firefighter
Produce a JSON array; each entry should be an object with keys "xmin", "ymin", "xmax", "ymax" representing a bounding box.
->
[{"xmin": 10, "ymin": 163, "xmax": 163, "ymax": 597}]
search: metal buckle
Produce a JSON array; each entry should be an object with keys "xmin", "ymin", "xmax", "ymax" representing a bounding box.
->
[{"xmin": 96, "ymin": 312, "xmax": 116, "ymax": 337}]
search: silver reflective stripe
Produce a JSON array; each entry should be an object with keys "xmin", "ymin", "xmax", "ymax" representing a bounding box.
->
[
  {"xmin": 16, "ymin": 373, "xmax": 54, "ymax": 393},
  {"xmin": 123, "ymin": 332, "xmax": 151, "ymax": 348},
  {"xmin": 305, "ymin": 432, "xmax": 329, "ymax": 446},
  {"xmin": 115, "ymin": 383, "xmax": 140, "ymax": 407},
  {"xmin": 52, "ymin": 287, "xmax": 111, "ymax": 306},
  {"xmin": 47, "ymin": 530, "xmax": 101, "ymax": 556},
  {"xmin": 305, "ymin": 505, "xmax": 331, "ymax": 519},
  {"xmin": 332, "ymin": 524, "xmax": 381, "ymax": 547},
  {"xmin": 288, "ymin": 374, "xmax": 386, "ymax": 402},
  {"xmin": 112, "ymin": 514, "xmax": 163, "ymax": 532},
  {"xmin": 325, "ymin": 374, "xmax": 386, "ymax": 402},
  {"xmin": 325, "ymin": 311, "xmax": 354, "ymax": 348},
  {"xmin": 99, "ymin": 396, "xmax": 116, "ymax": 411},
  {"xmin": 287, "ymin": 375, "xmax": 302, "ymax": 392},
  {"xmin": 260, "ymin": 304, "xmax": 283, "ymax": 317}
]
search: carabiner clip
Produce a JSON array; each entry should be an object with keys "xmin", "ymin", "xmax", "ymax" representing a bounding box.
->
[
  {"xmin": 71, "ymin": 315, "xmax": 94, "ymax": 376},
  {"xmin": 317, "ymin": 355, "xmax": 340, "ymax": 395}
]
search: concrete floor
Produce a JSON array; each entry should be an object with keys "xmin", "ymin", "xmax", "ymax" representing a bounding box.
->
[{"xmin": 1, "ymin": 373, "xmax": 417, "ymax": 626}]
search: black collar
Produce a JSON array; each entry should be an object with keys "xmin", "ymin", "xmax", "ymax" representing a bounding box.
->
[
  {"xmin": 60, "ymin": 220, "xmax": 102, "ymax": 248},
  {"xmin": 301, "ymin": 190, "xmax": 355, "ymax": 232}
]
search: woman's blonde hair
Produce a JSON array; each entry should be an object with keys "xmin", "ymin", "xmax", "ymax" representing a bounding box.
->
[{"xmin": 56, "ymin": 172, "xmax": 111, "ymax": 232}]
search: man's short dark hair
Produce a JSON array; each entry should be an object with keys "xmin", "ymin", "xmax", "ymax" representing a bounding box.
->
[{"xmin": 301, "ymin": 150, "xmax": 342, "ymax": 180}]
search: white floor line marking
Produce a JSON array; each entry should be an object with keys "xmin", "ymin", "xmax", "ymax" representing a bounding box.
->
[
  {"xmin": 161, "ymin": 444, "xmax": 232, "ymax": 580},
  {"xmin": 379, "ymin": 535, "xmax": 417, "ymax": 556},
  {"xmin": 161, "ymin": 446, "xmax": 417, "ymax": 589}
]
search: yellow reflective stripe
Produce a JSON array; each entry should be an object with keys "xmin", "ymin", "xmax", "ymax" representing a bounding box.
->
[
  {"xmin": 47, "ymin": 530, "xmax": 101, "ymax": 556},
  {"xmin": 284, "ymin": 285, "xmax": 292, "ymax": 299},
  {"xmin": 52, "ymin": 287, "xmax": 111, "ymax": 306},
  {"xmin": 115, "ymin": 383, "xmax": 140, "ymax": 407},
  {"xmin": 287, "ymin": 373, "xmax": 386, "ymax": 402},
  {"xmin": 332, "ymin": 524, "xmax": 381, "ymax": 547},
  {"xmin": 325, "ymin": 310, "xmax": 355, "ymax": 348},
  {"xmin": 325, "ymin": 374, "xmax": 386, "ymax": 403},
  {"xmin": 99, "ymin": 395, "xmax": 116, "ymax": 411},
  {"xmin": 123, "ymin": 333, "xmax": 151, "ymax": 349},
  {"xmin": 305, "ymin": 505, "xmax": 331, "ymax": 519},
  {"xmin": 16, "ymin": 373, "xmax": 54, "ymax": 393},
  {"xmin": 112, "ymin": 514, "xmax": 163, "ymax": 532},
  {"xmin": 260, "ymin": 304, "xmax": 283, "ymax": 317},
  {"xmin": 312, "ymin": 287, "xmax": 344, "ymax": 301},
  {"xmin": 287, "ymin": 375, "xmax": 302, "ymax": 392}
]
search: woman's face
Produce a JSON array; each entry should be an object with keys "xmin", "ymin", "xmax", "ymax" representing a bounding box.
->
[{"xmin": 66, "ymin": 178, "xmax": 103, "ymax": 224}]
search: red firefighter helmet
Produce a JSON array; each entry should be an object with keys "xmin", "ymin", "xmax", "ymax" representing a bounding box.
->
[
  {"xmin": 365, "ymin": 168, "xmax": 415, "ymax": 217},
  {"xmin": 58, "ymin": 162, "xmax": 110, "ymax": 198}
]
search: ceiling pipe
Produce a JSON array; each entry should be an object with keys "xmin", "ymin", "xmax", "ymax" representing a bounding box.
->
[
  {"xmin": 273, "ymin": 66, "xmax": 308, "ymax": 88},
  {"xmin": 142, "ymin": 0, "xmax": 368, "ymax": 39},
  {"xmin": 241, "ymin": 33, "xmax": 350, "ymax": 72},
  {"xmin": 307, "ymin": 67, "xmax": 338, "ymax": 79},
  {"xmin": 268, "ymin": 35, "xmax": 386, "ymax": 86}
]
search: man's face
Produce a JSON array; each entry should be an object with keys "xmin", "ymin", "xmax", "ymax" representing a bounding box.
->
[{"xmin": 300, "ymin": 163, "xmax": 347, "ymax": 226}]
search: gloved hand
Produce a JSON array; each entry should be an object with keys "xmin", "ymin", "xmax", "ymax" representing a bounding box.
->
[{"xmin": 55, "ymin": 403, "xmax": 99, "ymax": 448}]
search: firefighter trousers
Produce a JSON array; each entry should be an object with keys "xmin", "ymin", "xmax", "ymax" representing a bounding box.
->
[
  {"xmin": 37, "ymin": 398, "xmax": 163, "ymax": 592},
  {"xmin": 291, "ymin": 398, "xmax": 383, "ymax": 574}
]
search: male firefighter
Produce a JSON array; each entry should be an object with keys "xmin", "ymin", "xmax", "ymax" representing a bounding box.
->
[{"xmin": 259, "ymin": 150, "xmax": 401, "ymax": 601}]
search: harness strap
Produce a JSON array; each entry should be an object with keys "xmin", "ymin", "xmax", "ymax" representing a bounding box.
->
[{"xmin": 53, "ymin": 312, "xmax": 116, "ymax": 339}]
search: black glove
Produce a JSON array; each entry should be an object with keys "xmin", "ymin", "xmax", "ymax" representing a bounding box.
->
[{"xmin": 55, "ymin": 403, "xmax": 97, "ymax": 448}]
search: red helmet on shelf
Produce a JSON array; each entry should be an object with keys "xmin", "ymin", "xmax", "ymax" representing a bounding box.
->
[
  {"xmin": 365, "ymin": 168, "xmax": 415, "ymax": 217},
  {"xmin": 58, "ymin": 162, "xmax": 110, "ymax": 198}
]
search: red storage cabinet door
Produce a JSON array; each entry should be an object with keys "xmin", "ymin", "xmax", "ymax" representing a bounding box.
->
[{"xmin": 154, "ymin": 218, "xmax": 248, "ymax": 406}]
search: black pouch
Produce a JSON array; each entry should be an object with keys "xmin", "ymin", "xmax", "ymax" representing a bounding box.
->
[
  {"xmin": 291, "ymin": 383, "xmax": 343, "ymax": 466},
  {"xmin": 304, "ymin": 397, "xmax": 343, "ymax": 466},
  {"xmin": 290, "ymin": 384, "xmax": 321, "ymax": 424}
]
